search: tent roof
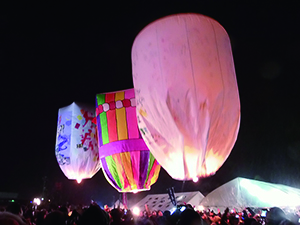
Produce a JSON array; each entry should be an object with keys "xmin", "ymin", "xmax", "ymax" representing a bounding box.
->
[
  {"xmin": 133, "ymin": 191, "xmax": 204, "ymax": 212},
  {"xmin": 200, "ymin": 177, "xmax": 300, "ymax": 211}
]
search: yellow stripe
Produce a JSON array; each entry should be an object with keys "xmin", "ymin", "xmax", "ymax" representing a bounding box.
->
[
  {"xmin": 115, "ymin": 91, "xmax": 124, "ymax": 101},
  {"xmin": 116, "ymin": 108, "xmax": 128, "ymax": 140},
  {"xmin": 150, "ymin": 164, "xmax": 161, "ymax": 186},
  {"xmin": 120, "ymin": 152, "xmax": 136, "ymax": 190}
]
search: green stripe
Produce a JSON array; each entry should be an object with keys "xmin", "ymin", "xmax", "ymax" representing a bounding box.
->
[
  {"xmin": 106, "ymin": 156, "xmax": 123, "ymax": 189},
  {"xmin": 100, "ymin": 112, "xmax": 109, "ymax": 145},
  {"xmin": 144, "ymin": 152, "xmax": 155, "ymax": 188},
  {"xmin": 96, "ymin": 94, "xmax": 105, "ymax": 105}
]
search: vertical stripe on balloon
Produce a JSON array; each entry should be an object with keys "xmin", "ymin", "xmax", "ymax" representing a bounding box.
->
[
  {"xmin": 124, "ymin": 89, "xmax": 138, "ymax": 139},
  {"xmin": 97, "ymin": 94, "xmax": 109, "ymax": 145},
  {"xmin": 101, "ymin": 158, "xmax": 121, "ymax": 191},
  {"xmin": 120, "ymin": 152, "xmax": 136, "ymax": 190},
  {"xmin": 100, "ymin": 113, "xmax": 109, "ymax": 145},
  {"xmin": 96, "ymin": 116, "xmax": 103, "ymax": 147},
  {"xmin": 144, "ymin": 153, "xmax": 155, "ymax": 188},
  {"xmin": 105, "ymin": 156, "xmax": 122, "ymax": 190},
  {"xmin": 126, "ymin": 107, "xmax": 139, "ymax": 139},
  {"xmin": 145, "ymin": 160, "xmax": 160, "ymax": 188},
  {"xmin": 139, "ymin": 151, "xmax": 149, "ymax": 188},
  {"xmin": 115, "ymin": 92, "xmax": 128, "ymax": 140},
  {"xmin": 150, "ymin": 161, "xmax": 160, "ymax": 187},
  {"xmin": 124, "ymin": 88, "xmax": 135, "ymax": 99},
  {"xmin": 96, "ymin": 94, "xmax": 105, "ymax": 106},
  {"xmin": 106, "ymin": 110, "xmax": 118, "ymax": 142},
  {"xmin": 105, "ymin": 93, "xmax": 115, "ymax": 103},
  {"xmin": 130, "ymin": 151, "xmax": 140, "ymax": 189},
  {"xmin": 112, "ymin": 154, "xmax": 127, "ymax": 190}
]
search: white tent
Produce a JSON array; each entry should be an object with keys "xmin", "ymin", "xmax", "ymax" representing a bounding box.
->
[
  {"xmin": 200, "ymin": 177, "xmax": 300, "ymax": 212},
  {"xmin": 110, "ymin": 199, "xmax": 124, "ymax": 209},
  {"xmin": 133, "ymin": 191, "xmax": 204, "ymax": 212}
]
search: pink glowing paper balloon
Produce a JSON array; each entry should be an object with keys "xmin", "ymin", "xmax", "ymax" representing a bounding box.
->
[{"xmin": 131, "ymin": 13, "xmax": 240, "ymax": 181}]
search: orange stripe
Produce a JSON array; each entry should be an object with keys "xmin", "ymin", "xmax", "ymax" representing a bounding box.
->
[
  {"xmin": 146, "ymin": 162, "xmax": 161, "ymax": 189},
  {"xmin": 112, "ymin": 154, "xmax": 126, "ymax": 190},
  {"xmin": 120, "ymin": 152, "xmax": 136, "ymax": 191}
]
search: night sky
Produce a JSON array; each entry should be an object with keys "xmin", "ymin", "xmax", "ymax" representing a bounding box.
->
[{"xmin": 1, "ymin": 1, "xmax": 300, "ymax": 207}]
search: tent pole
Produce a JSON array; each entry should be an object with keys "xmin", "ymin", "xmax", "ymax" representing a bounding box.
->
[
  {"xmin": 181, "ymin": 180, "xmax": 185, "ymax": 192},
  {"xmin": 122, "ymin": 192, "xmax": 128, "ymax": 209}
]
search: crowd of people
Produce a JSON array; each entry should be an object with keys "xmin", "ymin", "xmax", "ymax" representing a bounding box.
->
[{"xmin": 0, "ymin": 201, "xmax": 299, "ymax": 225}]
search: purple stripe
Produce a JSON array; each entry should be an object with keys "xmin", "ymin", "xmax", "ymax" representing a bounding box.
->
[
  {"xmin": 96, "ymin": 115, "xmax": 103, "ymax": 147},
  {"xmin": 101, "ymin": 158, "xmax": 121, "ymax": 191},
  {"xmin": 138, "ymin": 150, "xmax": 149, "ymax": 189},
  {"xmin": 99, "ymin": 139, "xmax": 149, "ymax": 159}
]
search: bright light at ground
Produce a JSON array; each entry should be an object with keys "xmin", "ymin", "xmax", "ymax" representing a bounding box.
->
[
  {"xmin": 133, "ymin": 207, "xmax": 140, "ymax": 216},
  {"xmin": 193, "ymin": 177, "xmax": 199, "ymax": 183},
  {"xmin": 77, "ymin": 178, "xmax": 82, "ymax": 184},
  {"xmin": 198, "ymin": 205, "xmax": 204, "ymax": 211},
  {"xmin": 180, "ymin": 206, "xmax": 186, "ymax": 212},
  {"xmin": 33, "ymin": 198, "xmax": 41, "ymax": 205},
  {"xmin": 170, "ymin": 207, "xmax": 177, "ymax": 215},
  {"xmin": 133, "ymin": 190, "xmax": 138, "ymax": 194}
]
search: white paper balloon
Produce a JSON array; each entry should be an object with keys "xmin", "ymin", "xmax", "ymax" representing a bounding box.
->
[
  {"xmin": 131, "ymin": 13, "xmax": 240, "ymax": 180},
  {"xmin": 55, "ymin": 102, "xmax": 100, "ymax": 183}
]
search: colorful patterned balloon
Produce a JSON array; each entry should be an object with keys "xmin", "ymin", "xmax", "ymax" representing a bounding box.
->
[
  {"xmin": 96, "ymin": 89, "xmax": 160, "ymax": 193},
  {"xmin": 131, "ymin": 13, "xmax": 240, "ymax": 181},
  {"xmin": 55, "ymin": 102, "xmax": 100, "ymax": 183}
]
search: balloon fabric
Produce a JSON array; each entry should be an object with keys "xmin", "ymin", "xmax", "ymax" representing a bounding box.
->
[
  {"xmin": 131, "ymin": 13, "xmax": 240, "ymax": 181},
  {"xmin": 96, "ymin": 88, "xmax": 160, "ymax": 192},
  {"xmin": 55, "ymin": 102, "xmax": 100, "ymax": 183}
]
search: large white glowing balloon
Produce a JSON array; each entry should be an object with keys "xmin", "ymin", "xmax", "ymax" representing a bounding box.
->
[
  {"xmin": 131, "ymin": 13, "xmax": 240, "ymax": 180},
  {"xmin": 55, "ymin": 102, "xmax": 100, "ymax": 183}
]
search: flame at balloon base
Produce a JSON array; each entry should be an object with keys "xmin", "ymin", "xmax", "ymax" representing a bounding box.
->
[
  {"xmin": 153, "ymin": 146, "xmax": 224, "ymax": 181},
  {"xmin": 193, "ymin": 177, "xmax": 199, "ymax": 183},
  {"xmin": 76, "ymin": 178, "xmax": 82, "ymax": 184}
]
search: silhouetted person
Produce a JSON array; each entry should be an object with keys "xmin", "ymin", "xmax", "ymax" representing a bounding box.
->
[
  {"xmin": 178, "ymin": 209, "xmax": 208, "ymax": 225},
  {"xmin": 266, "ymin": 207, "xmax": 286, "ymax": 225},
  {"xmin": 0, "ymin": 211, "xmax": 27, "ymax": 225},
  {"xmin": 79, "ymin": 204, "xmax": 109, "ymax": 225},
  {"xmin": 43, "ymin": 210, "xmax": 66, "ymax": 225}
]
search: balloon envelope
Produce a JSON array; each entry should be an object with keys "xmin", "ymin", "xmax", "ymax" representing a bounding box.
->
[
  {"xmin": 131, "ymin": 13, "xmax": 240, "ymax": 180},
  {"xmin": 96, "ymin": 88, "xmax": 160, "ymax": 192},
  {"xmin": 55, "ymin": 102, "xmax": 100, "ymax": 183}
]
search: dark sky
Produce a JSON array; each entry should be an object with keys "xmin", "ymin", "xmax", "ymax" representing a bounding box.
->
[{"xmin": 1, "ymin": 1, "xmax": 300, "ymax": 206}]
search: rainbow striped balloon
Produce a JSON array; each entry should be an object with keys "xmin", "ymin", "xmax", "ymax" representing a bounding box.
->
[{"xmin": 95, "ymin": 88, "xmax": 160, "ymax": 193}]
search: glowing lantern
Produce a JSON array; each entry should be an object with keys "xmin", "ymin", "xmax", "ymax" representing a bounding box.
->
[
  {"xmin": 95, "ymin": 88, "xmax": 160, "ymax": 192},
  {"xmin": 131, "ymin": 13, "xmax": 240, "ymax": 180},
  {"xmin": 55, "ymin": 102, "xmax": 100, "ymax": 183}
]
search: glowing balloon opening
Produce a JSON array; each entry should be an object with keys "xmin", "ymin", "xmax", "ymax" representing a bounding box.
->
[
  {"xmin": 193, "ymin": 177, "xmax": 199, "ymax": 183},
  {"xmin": 133, "ymin": 207, "xmax": 140, "ymax": 216},
  {"xmin": 77, "ymin": 178, "xmax": 82, "ymax": 184}
]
